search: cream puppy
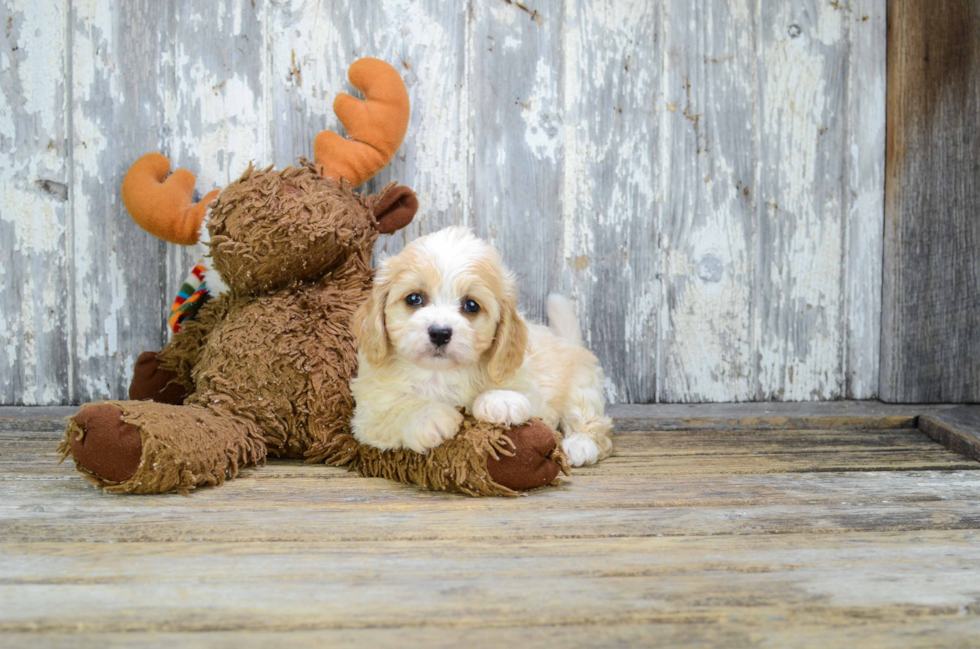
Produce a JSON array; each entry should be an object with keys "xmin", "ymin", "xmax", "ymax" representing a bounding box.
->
[{"xmin": 350, "ymin": 226, "xmax": 612, "ymax": 467}]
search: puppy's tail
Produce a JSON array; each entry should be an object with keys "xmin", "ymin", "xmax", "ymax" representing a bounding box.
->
[{"xmin": 547, "ymin": 294, "xmax": 584, "ymax": 346}]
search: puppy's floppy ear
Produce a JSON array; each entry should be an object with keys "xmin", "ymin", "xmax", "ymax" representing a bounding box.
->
[
  {"xmin": 353, "ymin": 273, "xmax": 391, "ymax": 366},
  {"xmin": 487, "ymin": 293, "xmax": 528, "ymax": 384}
]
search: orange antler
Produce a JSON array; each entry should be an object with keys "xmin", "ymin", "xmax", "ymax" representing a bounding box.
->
[
  {"xmin": 121, "ymin": 153, "xmax": 220, "ymax": 245},
  {"xmin": 315, "ymin": 58, "xmax": 410, "ymax": 187}
]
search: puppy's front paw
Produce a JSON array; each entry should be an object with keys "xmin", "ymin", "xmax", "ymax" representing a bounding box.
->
[
  {"xmin": 401, "ymin": 403, "xmax": 463, "ymax": 454},
  {"xmin": 562, "ymin": 433, "xmax": 600, "ymax": 467},
  {"xmin": 473, "ymin": 390, "xmax": 532, "ymax": 425}
]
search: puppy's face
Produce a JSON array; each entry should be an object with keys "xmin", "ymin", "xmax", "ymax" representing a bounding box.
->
[{"xmin": 354, "ymin": 228, "xmax": 527, "ymax": 382}]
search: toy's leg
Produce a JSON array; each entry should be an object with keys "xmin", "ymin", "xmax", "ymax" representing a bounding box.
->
[
  {"xmin": 329, "ymin": 416, "xmax": 569, "ymax": 497},
  {"xmin": 128, "ymin": 351, "xmax": 190, "ymax": 405},
  {"xmin": 58, "ymin": 401, "xmax": 266, "ymax": 494}
]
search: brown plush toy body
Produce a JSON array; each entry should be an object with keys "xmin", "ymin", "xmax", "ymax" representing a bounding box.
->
[{"xmin": 60, "ymin": 59, "xmax": 566, "ymax": 496}]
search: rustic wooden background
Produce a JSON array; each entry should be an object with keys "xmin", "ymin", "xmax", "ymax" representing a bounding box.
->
[
  {"xmin": 882, "ymin": 1, "xmax": 980, "ymax": 403},
  {"xmin": 1, "ymin": 0, "xmax": 888, "ymax": 405}
]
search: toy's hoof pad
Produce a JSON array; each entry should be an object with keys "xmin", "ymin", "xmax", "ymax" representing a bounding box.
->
[
  {"xmin": 71, "ymin": 404, "xmax": 142, "ymax": 483},
  {"xmin": 487, "ymin": 419, "xmax": 560, "ymax": 491}
]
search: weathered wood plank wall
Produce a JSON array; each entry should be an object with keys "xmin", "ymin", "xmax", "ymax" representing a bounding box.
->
[
  {"xmin": 0, "ymin": 0, "xmax": 886, "ymax": 405},
  {"xmin": 881, "ymin": 0, "xmax": 980, "ymax": 403},
  {"xmin": 0, "ymin": 0, "xmax": 70, "ymax": 405}
]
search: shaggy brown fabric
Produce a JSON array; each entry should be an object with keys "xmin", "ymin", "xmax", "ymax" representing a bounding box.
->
[
  {"xmin": 61, "ymin": 161, "xmax": 567, "ymax": 496},
  {"xmin": 155, "ymin": 295, "xmax": 230, "ymax": 394},
  {"xmin": 309, "ymin": 416, "xmax": 568, "ymax": 497},
  {"xmin": 129, "ymin": 351, "xmax": 189, "ymax": 405},
  {"xmin": 207, "ymin": 163, "xmax": 379, "ymax": 295},
  {"xmin": 59, "ymin": 401, "xmax": 267, "ymax": 495}
]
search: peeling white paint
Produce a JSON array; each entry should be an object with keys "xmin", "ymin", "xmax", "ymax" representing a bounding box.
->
[
  {"xmin": 184, "ymin": 67, "xmax": 267, "ymax": 183},
  {"xmin": 0, "ymin": 184, "xmax": 63, "ymax": 254},
  {"xmin": 1, "ymin": 0, "xmax": 887, "ymax": 404},
  {"xmin": 14, "ymin": 1, "xmax": 63, "ymax": 137},
  {"xmin": 521, "ymin": 59, "xmax": 562, "ymax": 162},
  {"xmin": 1, "ymin": 0, "xmax": 69, "ymax": 405},
  {"xmin": 844, "ymin": 0, "xmax": 886, "ymax": 399},
  {"xmin": 266, "ymin": 0, "xmax": 469, "ymax": 265},
  {"xmin": 756, "ymin": 0, "xmax": 845, "ymax": 400},
  {"xmin": 71, "ymin": 4, "xmax": 116, "ymax": 368},
  {"xmin": 563, "ymin": 0, "xmax": 660, "ymax": 403}
]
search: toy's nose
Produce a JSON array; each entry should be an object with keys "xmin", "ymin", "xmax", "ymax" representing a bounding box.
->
[{"xmin": 428, "ymin": 326, "xmax": 452, "ymax": 347}]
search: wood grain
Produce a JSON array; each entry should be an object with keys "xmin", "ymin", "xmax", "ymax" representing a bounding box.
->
[
  {"xmin": 660, "ymin": 0, "xmax": 887, "ymax": 403},
  {"xmin": 4, "ymin": 428, "xmax": 979, "ymax": 544},
  {"xmin": 4, "ymin": 620, "xmax": 980, "ymax": 649},
  {"xmin": 881, "ymin": 0, "xmax": 980, "ymax": 402},
  {"xmin": 563, "ymin": 0, "xmax": 661, "ymax": 403},
  {"xmin": 660, "ymin": 0, "xmax": 757, "ymax": 402},
  {"xmin": 266, "ymin": 0, "xmax": 470, "ymax": 262},
  {"xmin": 0, "ymin": 1, "xmax": 70, "ymax": 405},
  {"xmin": 2, "ymin": 1, "xmax": 892, "ymax": 404},
  {"xmin": 470, "ymin": 0, "xmax": 564, "ymax": 326},
  {"xmin": 2, "ymin": 405, "xmax": 980, "ymax": 645},
  {"xmin": 165, "ymin": 0, "xmax": 271, "ymax": 319},
  {"xmin": 844, "ymin": 0, "xmax": 886, "ymax": 399},
  {"xmin": 68, "ymin": 0, "xmax": 172, "ymax": 403},
  {"xmin": 2, "ymin": 532, "xmax": 980, "ymax": 635},
  {"xmin": 755, "ymin": 0, "xmax": 847, "ymax": 400},
  {"xmin": 918, "ymin": 406, "xmax": 980, "ymax": 462},
  {"xmin": 607, "ymin": 400, "xmax": 951, "ymax": 420}
]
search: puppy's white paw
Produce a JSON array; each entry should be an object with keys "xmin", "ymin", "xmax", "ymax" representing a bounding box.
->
[
  {"xmin": 401, "ymin": 403, "xmax": 463, "ymax": 454},
  {"xmin": 562, "ymin": 433, "xmax": 600, "ymax": 467},
  {"xmin": 472, "ymin": 390, "xmax": 532, "ymax": 425}
]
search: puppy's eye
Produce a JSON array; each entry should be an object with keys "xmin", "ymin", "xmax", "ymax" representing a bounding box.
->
[
  {"xmin": 405, "ymin": 293, "xmax": 424, "ymax": 307},
  {"xmin": 462, "ymin": 299, "xmax": 480, "ymax": 314}
]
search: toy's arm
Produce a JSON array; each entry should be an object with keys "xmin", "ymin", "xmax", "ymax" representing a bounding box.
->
[
  {"xmin": 128, "ymin": 350, "xmax": 189, "ymax": 405},
  {"xmin": 129, "ymin": 297, "xmax": 229, "ymax": 404}
]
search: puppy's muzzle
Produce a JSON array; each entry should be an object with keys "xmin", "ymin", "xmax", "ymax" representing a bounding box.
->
[{"xmin": 428, "ymin": 326, "xmax": 452, "ymax": 347}]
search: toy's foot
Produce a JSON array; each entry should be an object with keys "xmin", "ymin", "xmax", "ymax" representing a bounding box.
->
[
  {"xmin": 70, "ymin": 403, "xmax": 143, "ymax": 483},
  {"xmin": 129, "ymin": 351, "xmax": 189, "ymax": 405},
  {"xmin": 487, "ymin": 419, "xmax": 563, "ymax": 491},
  {"xmin": 60, "ymin": 400, "xmax": 267, "ymax": 494}
]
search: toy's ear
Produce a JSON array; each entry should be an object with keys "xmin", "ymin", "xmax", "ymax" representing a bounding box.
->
[{"xmin": 374, "ymin": 185, "xmax": 418, "ymax": 234}]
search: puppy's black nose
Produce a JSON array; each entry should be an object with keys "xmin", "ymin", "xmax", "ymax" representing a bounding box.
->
[{"xmin": 428, "ymin": 326, "xmax": 452, "ymax": 347}]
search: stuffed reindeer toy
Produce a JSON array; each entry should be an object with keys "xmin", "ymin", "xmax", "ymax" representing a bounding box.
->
[{"xmin": 59, "ymin": 58, "xmax": 567, "ymax": 496}]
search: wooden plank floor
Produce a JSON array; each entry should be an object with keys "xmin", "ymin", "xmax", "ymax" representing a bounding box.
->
[{"xmin": 2, "ymin": 403, "xmax": 980, "ymax": 647}]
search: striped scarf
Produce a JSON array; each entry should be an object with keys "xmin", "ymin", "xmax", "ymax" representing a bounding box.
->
[{"xmin": 168, "ymin": 262, "xmax": 210, "ymax": 333}]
